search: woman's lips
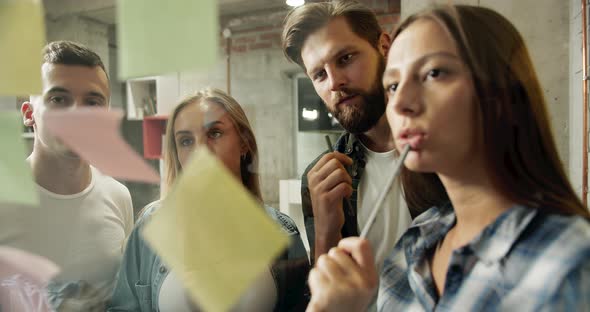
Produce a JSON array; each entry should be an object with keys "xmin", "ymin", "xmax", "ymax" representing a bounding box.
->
[
  {"xmin": 407, "ymin": 134, "xmax": 425, "ymax": 149},
  {"xmin": 398, "ymin": 132, "xmax": 426, "ymax": 150}
]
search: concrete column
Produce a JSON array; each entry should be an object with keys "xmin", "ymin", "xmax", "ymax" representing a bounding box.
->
[
  {"xmin": 569, "ymin": 0, "xmax": 584, "ymax": 198},
  {"xmin": 45, "ymin": 15, "xmax": 110, "ymax": 75}
]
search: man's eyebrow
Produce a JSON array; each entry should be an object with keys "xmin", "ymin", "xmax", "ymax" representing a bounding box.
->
[
  {"xmin": 45, "ymin": 87, "xmax": 69, "ymax": 94},
  {"xmin": 307, "ymin": 45, "xmax": 357, "ymax": 76},
  {"xmin": 86, "ymin": 91, "xmax": 107, "ymax": 101},
  {"xmin": 44, "ymin": 88, "xmax": 106, "ymax": 101}
]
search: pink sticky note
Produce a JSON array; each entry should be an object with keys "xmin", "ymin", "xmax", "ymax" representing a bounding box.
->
[
  {"xmin": 44, "ymin": 108, "xmax": 160, "ymax": 184},
  {"xmin": 0, "ymin": 247, "xmax": 59, "ymax": 312}
]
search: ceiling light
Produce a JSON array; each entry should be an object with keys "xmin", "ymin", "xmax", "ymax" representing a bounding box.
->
[{"xmin": 286, "ymin": 0, "xmax": 305, "ymax": 7}]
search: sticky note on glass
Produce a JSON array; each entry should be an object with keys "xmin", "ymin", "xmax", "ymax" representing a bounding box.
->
[
  {"xmin": 0, "ymin": 0, "xmax": 45, "ymax": 96},
  {"xmin": 142, "ymin": 147, "xmax": 289, "ymax": 312},
  {"xmin": 43, "ymin": 108, "xmax": 160, "ymax": 184},
  {"xmin": 0, "ymin": 112, "xmax": 38, "ymax": 206},
  {"xmin": 117, "ymin": 0, "xmax": 218, "ymax": 79}
]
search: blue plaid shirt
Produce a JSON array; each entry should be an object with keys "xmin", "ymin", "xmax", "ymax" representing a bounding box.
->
[{"xmin": 378, "ymin": 203, "xmax": 590, "ymax": 311}]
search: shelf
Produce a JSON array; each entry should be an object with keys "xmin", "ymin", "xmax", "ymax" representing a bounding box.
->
[
  {"xmin": 143, "ymin": 115, "xmax": 168, "ymax": 159},
  {"xmin": 126, "ymin": 77, "xmax": 157, "ymax": 120}
]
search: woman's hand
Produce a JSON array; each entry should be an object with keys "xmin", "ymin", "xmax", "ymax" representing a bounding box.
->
[{"xmin": 306, "ymin": 237, "xmax": 378, "ymax": 312}]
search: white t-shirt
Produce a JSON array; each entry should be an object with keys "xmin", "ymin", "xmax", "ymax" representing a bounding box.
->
[
  {"xmin": 159, "ymin": 267, "xmax": 277, "ymax": 312},
  {"xmin": 0, "ymin": 167, "xmax": 133, "ymax": 300},
  {"xmin": 357, "ymin": 143, "xmax": 411, "ymax": 272}
]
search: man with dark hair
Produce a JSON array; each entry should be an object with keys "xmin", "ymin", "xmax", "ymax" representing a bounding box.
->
[
  {"xmin": 282, "ymin": 0, "xmax": 411, "ymax": 274},
  {"xmin": 0, "ymin": 41, "xmax": 133, "ymax": 310}
]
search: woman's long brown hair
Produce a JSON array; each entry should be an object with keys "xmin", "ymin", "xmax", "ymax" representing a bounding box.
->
[{"xmin": 395, "ymin": 5, "xmax": 588, "ymax": 218}]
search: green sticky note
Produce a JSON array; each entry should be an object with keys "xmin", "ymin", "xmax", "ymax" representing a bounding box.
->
[
  {"xmin": 0, "ymin": 112, "xmax": 38, "ymax": 206},
  {"xmin": 117, "ymin": 0, "xmax": 218, "ymax": 79},
  {"xmin": 142, "ymin": 147, "xmax": 288, "ymax": 312},
  {"xmin": 0, "ymin": 0, "xmax": 45, "ymax": 96}
]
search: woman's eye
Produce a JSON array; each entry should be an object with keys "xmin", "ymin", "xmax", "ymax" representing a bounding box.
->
[
  {"xmin": 207, "ymin": 130, "xmax": 222, "ymax": 139},
  {"xmin": 387, "ymin": 83, "xmax": 398, "ymax": 94},
  {"xmin": 340, "ymin": 53, "xmax": 353, "ymax": 64},
  {"xmin": 179, "ymin": 138, "xmax": 194, "ymax": 147},
  {"xmin": 427, "ymin": 68, "xmax": 445, "ymax": 79}
]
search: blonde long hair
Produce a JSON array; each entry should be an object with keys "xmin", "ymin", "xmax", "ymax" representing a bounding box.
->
[{"xmin": 162, "ymin": 88, "xmax": 262, "ymax": 201}]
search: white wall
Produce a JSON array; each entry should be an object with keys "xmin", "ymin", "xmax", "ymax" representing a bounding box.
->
[{"xmin": 569, "ymin": 0, "xmax": 584, "ymax": 199}]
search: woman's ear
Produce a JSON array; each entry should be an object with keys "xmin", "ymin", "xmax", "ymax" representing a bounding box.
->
[
  {"xmin": 21, "ymin": 102, "xmax": 35, "ymax": 127},
  {"xmin": 240, "ymin": 142, "xmax": 250, "ymax": 162}
]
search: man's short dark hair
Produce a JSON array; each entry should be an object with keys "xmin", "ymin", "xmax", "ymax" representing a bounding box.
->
[
  {"xmin": 43, "ymin": 41, "xmax": 108, "ymax": 79},
  {"xmin": 282, "ymin": 0, "xmax": 382, "ymax": 68}
]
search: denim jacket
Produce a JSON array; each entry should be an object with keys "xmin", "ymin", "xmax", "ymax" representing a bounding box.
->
[{"xmin": 107, "ymin": 201, "xmax": 310, "ymax": 312}]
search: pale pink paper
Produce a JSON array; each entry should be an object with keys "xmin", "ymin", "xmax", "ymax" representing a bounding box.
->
[
  {"xmin": 0, "ymin": 247, "xmax": 60, "ymax": 312},
  {"xmin": 44, "ymin": 108, "xmax": 160, "ymax": 183}
]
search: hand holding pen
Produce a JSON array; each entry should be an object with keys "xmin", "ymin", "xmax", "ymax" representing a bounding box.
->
[
  {"xmin": 305, "ymin": 136, "xmax": 354, "ymax": 263},
  {"xmin": 324, "ymin": 135, "xmax": 355, "ymax": 220},
  {"xmin": 308, "ymin": 143, "xmax": 412, "ymax": 311}
]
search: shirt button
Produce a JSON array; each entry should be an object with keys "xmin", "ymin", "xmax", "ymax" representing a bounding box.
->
[{"xmin": 159, "ymin": 266, "xmax": 167, "ymax": 274}]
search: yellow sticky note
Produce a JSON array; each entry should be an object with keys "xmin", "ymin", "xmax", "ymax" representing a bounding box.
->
[
  {"xmin": 0, "ymin": 112, "xmax": 38, "ymax": 206},
  {"xmin": 0, "ymin": 0, "xmax": 45, "ymax": 96},
  {"xmin": 142, "ymin": 147, "xmax": 288, "ymax": 312},
  {"xmin": 116, "ymin": 0, "xmax": 218, "ymax": 79}
]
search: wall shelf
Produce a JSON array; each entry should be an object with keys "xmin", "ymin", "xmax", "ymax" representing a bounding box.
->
[
  {"xmin": 142, "ymin": 115, "xmax": 168, "ymax": 159},
  {"xmin": 126, "ymin": 77, "xmax": 157, "ymax": 120}
]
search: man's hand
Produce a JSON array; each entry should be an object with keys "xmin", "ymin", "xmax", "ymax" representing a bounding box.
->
[
  {"xmin": 306, "ymin": 237, "xmax": 378, "ymax": 312},
  {"xmin": 306, "ymin": 152, "xmax": 353, "ymax": 263}
]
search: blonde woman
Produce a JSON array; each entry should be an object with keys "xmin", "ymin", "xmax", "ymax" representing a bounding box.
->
[{"xmin": 108, "ymin": 88, "xmax": 309, "ymax": 311}]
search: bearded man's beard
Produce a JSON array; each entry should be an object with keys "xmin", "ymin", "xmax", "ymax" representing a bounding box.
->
[{"xmin": 328, "ymin": 57, "xmax": 386, "ymax": 134}]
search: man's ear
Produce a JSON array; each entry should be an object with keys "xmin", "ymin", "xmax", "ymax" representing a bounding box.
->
[
  {"xmin": 21, "ymin": 102, "xmax": 35, "ymax": 127},
  {"xmin": 378, "ymin": 32, "xmax": 392, "ymax": 58}
]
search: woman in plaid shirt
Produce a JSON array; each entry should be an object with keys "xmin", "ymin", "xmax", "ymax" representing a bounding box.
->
[{"xmin": 306, "ymin": 5, "xmax": 590, "ymax": 312}]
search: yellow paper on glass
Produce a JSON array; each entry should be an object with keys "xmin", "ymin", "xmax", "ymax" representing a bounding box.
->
[
  {"xmin": 0, "ymin": 112, "xmax": 38, "ymax": 206},
  {"xmin": 0, "ymin": 0, "xmax": 45, "ymax": 96},
  {"xmin": 142, "ymin": 147, "xmax": 288, "ymax": 312},
  {"xmin": 116, "ymin": 0, "xmax": 218, "ymax": 79}
]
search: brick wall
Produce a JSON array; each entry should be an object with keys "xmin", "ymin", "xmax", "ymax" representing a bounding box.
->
[{"xmin": 223, "ymin": 0, "xmax": 401, "ymax": 55}]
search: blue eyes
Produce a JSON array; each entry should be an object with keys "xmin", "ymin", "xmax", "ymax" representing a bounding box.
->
[
  {"xmin": 177, "ymin": 130, "xmax": 222, "ymax": 148},
  {"xmin": 179, "ymin": 138, "xmax": 194, "ymax": 147}
]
